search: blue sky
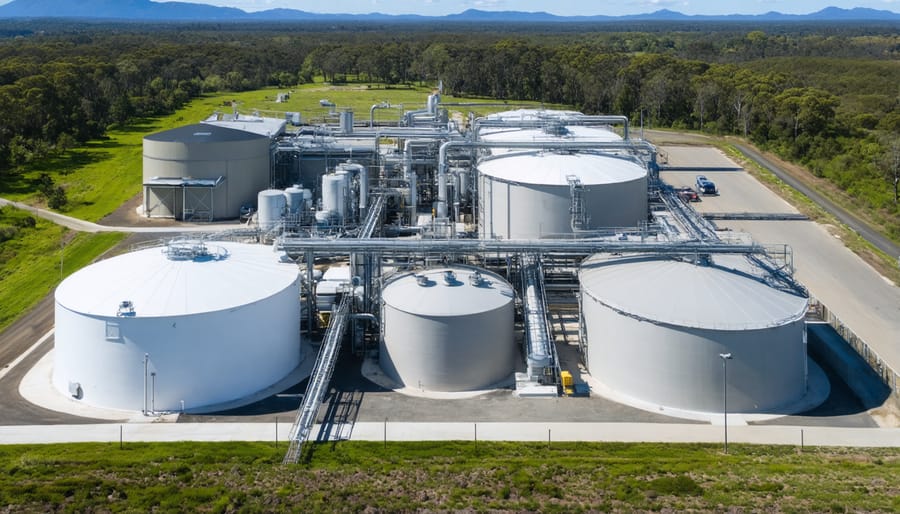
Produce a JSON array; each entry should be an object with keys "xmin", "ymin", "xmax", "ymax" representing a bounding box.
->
[{"xmin": 145, "ymin": 0, "xmax": 899, "ymax": 16}]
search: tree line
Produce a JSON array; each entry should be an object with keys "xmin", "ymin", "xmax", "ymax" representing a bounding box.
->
[{"xmin": 0, "ymin": 21, "xmax": 897, "ymax": 236}]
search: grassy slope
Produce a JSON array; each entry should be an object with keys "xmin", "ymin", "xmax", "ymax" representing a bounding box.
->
[
  {"xmin": 0, "ymin": 207, "xmax": 125, "ymax": 331},
  {"xmin": 0, "ymin": 441, "xmax": 897, "ymax": 512}
]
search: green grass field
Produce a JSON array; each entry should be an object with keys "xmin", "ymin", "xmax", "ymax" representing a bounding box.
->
[{"xmin": 0, "ymin": 441, "xmax": 897, "ymax": 512}]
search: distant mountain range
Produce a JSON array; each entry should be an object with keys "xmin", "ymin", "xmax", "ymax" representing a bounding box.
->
[{"xmin": 0, "ymin": 0, "xmax": 897, "ymax": 22}]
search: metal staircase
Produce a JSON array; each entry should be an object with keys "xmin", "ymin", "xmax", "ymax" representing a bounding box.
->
[{"xmin": 283, "ymin": 291, "xmax": 352, "ymax": 464}]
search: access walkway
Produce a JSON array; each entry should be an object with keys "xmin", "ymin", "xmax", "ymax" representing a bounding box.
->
[{"xmin": 1, "ymin": 422, "xmax": 898, "ymax": 448}]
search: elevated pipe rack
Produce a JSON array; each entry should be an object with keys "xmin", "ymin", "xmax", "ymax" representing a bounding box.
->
[{"xmin": 277, "ymin": 236, "xmax": 765, "ymax": 257}]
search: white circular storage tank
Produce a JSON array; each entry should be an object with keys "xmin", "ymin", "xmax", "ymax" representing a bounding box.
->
[
  {"xmin": 53, "ymin": 241, "xmax": 302, "ymax": 412},
  {"xmin": 477, "ymin": 151, "xmax": 647, "ymax": 239},
  {"xmin": 579, "ymin": 255, "xmax": 809, "ymax": 414},
  {"xmin": 380, "ymin": 267, "xmax": 516, "ymax": 392},
  {"xmin": 258, "ymin": 189, "xmax": 286, "ymax": 231}
]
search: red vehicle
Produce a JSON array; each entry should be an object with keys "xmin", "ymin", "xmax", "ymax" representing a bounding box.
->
[{"xmin": 677, "ymin": 186, "xmax": 700, "ymax": 202}]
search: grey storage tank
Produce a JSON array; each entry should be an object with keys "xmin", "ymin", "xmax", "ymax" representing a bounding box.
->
[
  {"xmin": 380, "ymin": 267, "xmax": 516, "ymax": 392},
  {"xmin": 579, "ymin": 255, "xmax": 810, "ymax": 414},
  {"xmin": 142, "ymin": 124, "xmax": 270, "ymax": 220},
  {"xmin": 477, "ymin": 151, "xmax": 647, "ymax": 239}
]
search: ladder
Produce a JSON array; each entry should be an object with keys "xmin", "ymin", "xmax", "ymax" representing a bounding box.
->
[{"xmin": 567, "ymin": 175, "xmax": 587, "ymax": 231}]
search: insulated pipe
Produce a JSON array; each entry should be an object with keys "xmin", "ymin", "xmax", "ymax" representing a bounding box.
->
[
  {"xmin": 276, "ymin": 237, "xmax": 768, "ymax": 257},
  {"xmin": 358, "ymin": 165, "xmax": 368, "ymax": 214},
  {"xmin": 522, "ymin": 255, "xmax": 552, "ymax": 381},
  {"xmin": 407, "ymin": 167, "xmax": 417, "ymax": 224},
  {"xmin": 436, "ymin": 139, "xmax": 658, "ymax": 220},
  {"xmin": 352, "ymin": 312, "xmax": 379, "ymax": 325},
  {"xmin": 369, "ymin": 102, "xmax": 390, "ymax": 127}
]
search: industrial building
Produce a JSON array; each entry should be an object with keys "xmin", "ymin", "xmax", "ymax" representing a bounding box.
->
[{"xmin": 50, "ymin": 91, "xmax": 828, "ymax": 461}]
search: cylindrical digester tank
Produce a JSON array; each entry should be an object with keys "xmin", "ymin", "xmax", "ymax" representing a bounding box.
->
[
  {"xmin": 579, "ymin": 255, "xmax": 809, "ymax": 414},
  {"xmin": 284, "ymin": 185, "xmax": 306, "ymax": 215},
  {"xmin": 142, "ymin": 124, "xmax": 270, "ymax": 220},
  {"xmin": 321, "ymin": 174, "xmax": 348, "ymax": 219},
  {"xmin": 477, "ymin": 151, "xmax": 647, "ymax": 239},
  {"xmin": 53, "ymin": 241, "xmax": 302, "ymax": 412},
  {"xmin": 258, "ymin": 189, "xmax": 286, "ymax": 231},
  {"xmin": 380, "ymin": 267, "xmax": 515, "ymax": 392}
]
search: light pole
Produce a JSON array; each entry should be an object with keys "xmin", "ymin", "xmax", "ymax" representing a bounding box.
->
[
  {"xmin": 150, "ymin": 372, "xmax": 157, "ymax": 414},
  {"xmin": 640, "ymin": 109, "xmax": 645, "ymax": 140},
  {"xmin": 719, "ymin": 352, "xmax": 733, "ymax": 454}
]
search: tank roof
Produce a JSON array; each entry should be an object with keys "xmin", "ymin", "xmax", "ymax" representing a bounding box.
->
[
  {"xmin": 382, "ymin": 267, "xmax": 514, "ymax": 317},
  {"xmin": 201, "ymin": 114, "xmax": 286, "ymax": 138},
  {"xmin": 484, "ymin": 109, "xmax": 587, "ymax": 121},
  {"xmin": 480, "ymin": 126, "xmax": 622, "ymax": 144},
  {"xmin": 144, "ymin": 123, "xmax": 268, "ymax": 143},
  {"xmin": 580, "ymin": 256, "xmax": 808, "ymax": 330},
  {"xmin": 478, "ymin": 151, "xmax": 646, "ymax": 186},
  {"xmin": 56, "ymin": 241, "xmax": 298, "ymax": 318}
]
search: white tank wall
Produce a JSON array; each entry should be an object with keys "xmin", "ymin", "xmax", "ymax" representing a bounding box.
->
[
  {"xmin": 379, "ymin": 268, "xmax": 515, "ymax": 392},
  {"xmin": 258, "ymin": 189, "xmax": 286, "ymax": 231},
  {"xmin": 478, "ymin": 174, "xmax": 647, "ymax": 239},
  {"xmin": 53, "ymin": 280, "xmax": 300, "ymax": 412},
  {"xmin": 321, "ymin": 174, "xmax": 348, "ymax": 218}
]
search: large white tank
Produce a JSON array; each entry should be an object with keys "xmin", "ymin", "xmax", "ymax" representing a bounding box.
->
[
  {"xmin": 53, "ymin": 241, "xmax": 302, "ymax": 412},
  {"xmin": 257, "ymin": 189, "xmax": 286, "ymax": 231},
  {"xmin": 579, "ymin": 255, "xmax": 809, "ymax": 414},
  {"xmin": 380, "ymin": 267, "xmax": 515, "ymax": 392},
  {"xmin": 477, "ymin": 151, "xmax": 647, "ymax": 239}
]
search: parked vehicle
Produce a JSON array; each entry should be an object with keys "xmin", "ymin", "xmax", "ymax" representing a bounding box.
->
[
  {"xmin": 676, "ymin": 186, "xmax": 700, "ymax": 202},
  {"xmin": 695, "ymin": 175, "xmax": 718, "ymax": 195}
]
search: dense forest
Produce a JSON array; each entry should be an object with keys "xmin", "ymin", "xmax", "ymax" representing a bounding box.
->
[{"xmin": 0, "ymin": 20, "xmax": 898, "ymax": 238}]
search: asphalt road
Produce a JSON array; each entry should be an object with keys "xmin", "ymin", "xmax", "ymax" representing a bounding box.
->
[{"xmin": 732, "ymin": 143, "xmax": 900, "ymax": 259}]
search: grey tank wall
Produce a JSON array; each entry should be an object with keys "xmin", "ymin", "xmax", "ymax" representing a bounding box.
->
[
  {"xmin": 379, "ymin": 304, "xmax": 515, "ymax": 392},
  {"xmin": 143, "ymin": 137, "xmax": 270, "ymax": 219},
  {"xmin": 478, "ymin": 175, "xmax": 648, "ymax": 239},
  {"xmin": 582, "ymin": 295, "xmax": 808, "ymax": 413}
]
